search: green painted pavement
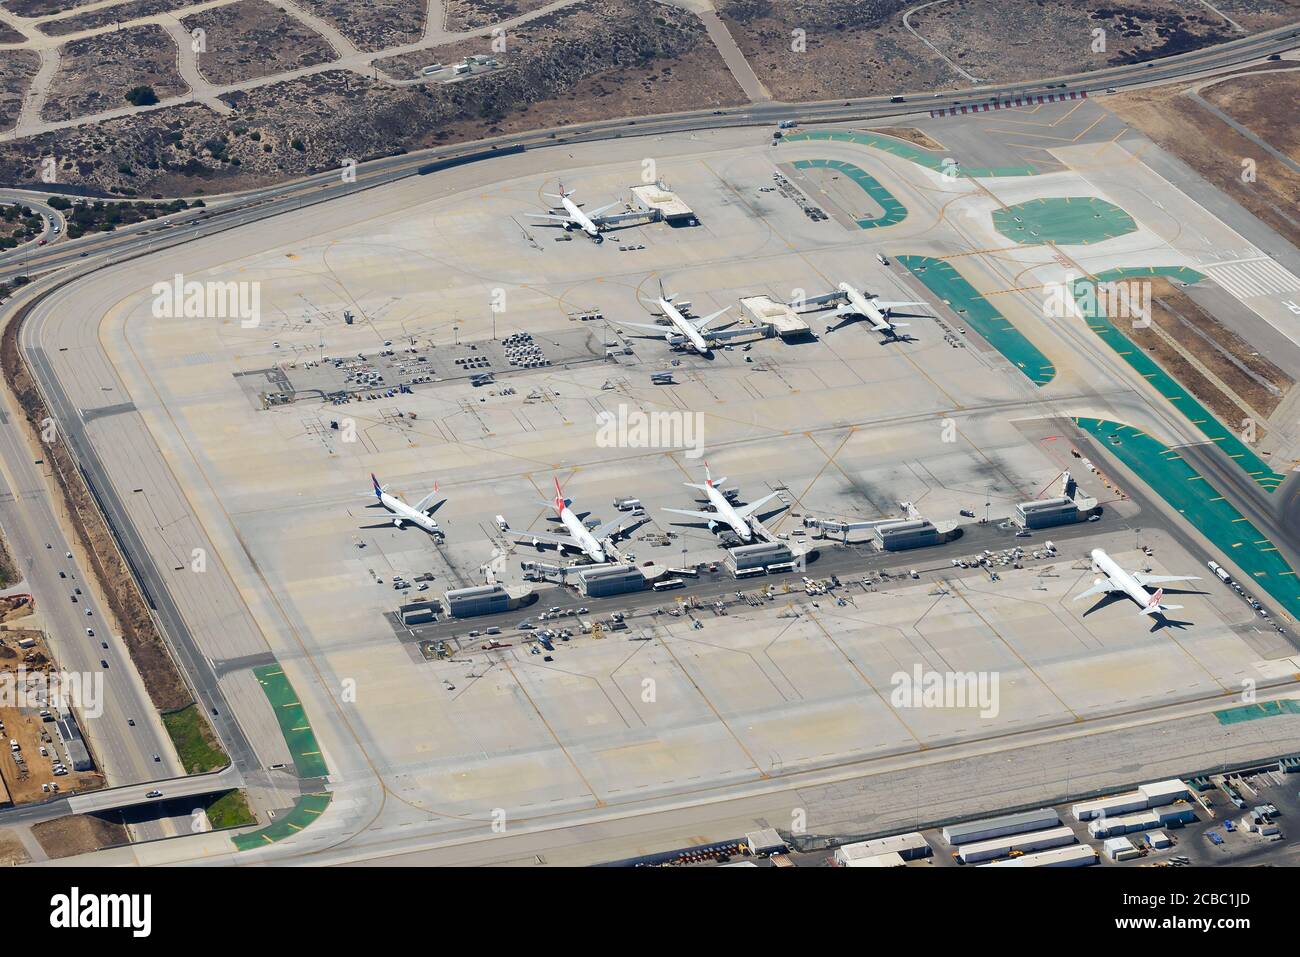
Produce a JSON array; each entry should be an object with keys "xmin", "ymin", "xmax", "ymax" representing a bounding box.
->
[
  {"xmin": 1074, "ymin": 417, "xmax": 1300, "ymax": 621},
  {"xmin": 784, "ymin": 129, "xmax": 1039, "ymax": 177},
  {"xmin": 994, "ymin": 197, "xmax": 1137, "ymax": 246},
  {"xmin": 791, "ymin": 158, "xmax": 907, "ymax": 228},
  {"xmin": 1071, "ymin": 268, "xmax": 1285, "ymax": 493},
  {"xmin": 231, "ymin": 792, "xmax": 332, "ymax": 851},
  {"xmin": 1215, "ymin": 700, "xmax": 1300, "ymax": 725},
  {"xmin": 253, "ymin": 663, "xmax": 329, "ymax": 779},
  {"xmin": 898, "ymin": 254, "xmax": 1056, "ymax": 386}
]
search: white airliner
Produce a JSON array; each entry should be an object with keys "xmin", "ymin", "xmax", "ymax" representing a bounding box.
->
[
  {"xmin": 825, "ymin": 282, "xmax": 928, "ymax": 339},
  {"xmin": 365, "ymin": 474, "xmax": 444, "ymax": 534},
  {"xmin": 528, "ymin": 183, "xmax": 620, "ymax": 242},
  {"xmin": 615, "ymin": 288, "xmax": 746, "ymax": 355},
  {"xmin": 1073, "ymin": 548, "xmax": 1200, "ymax": 616},
  {"xmin": 507, "ymin": 478, "xmax": 626, "ymax": 563},
  {"xmin": 662, "ymin": 463, "xmax": 781, "ymax": 541}
]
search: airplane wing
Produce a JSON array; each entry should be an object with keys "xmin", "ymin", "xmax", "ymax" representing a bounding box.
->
[
  {"xmin": 1132, "ymin": 574, "xmax": 1200, "ymax": 587},
  {"xmin": 1072, "ymin": 579, "xmax": 1116, "ymax": 601},
  {"xmin": 527, "ymin": 213, "xmax": 574, "ymax": 223},
  {"xmin": 590, "ymin": 516, "xmax": 626, "ymax": 539},
  {"xmin": 612, "ymin": 319, "xmax": 671, "ymax": 335},
  {"xmin": 587, "ymin": 202, "xmax": 621, "ymax": 220},
  {"xmin": 508, "ymin": 528, "xmax": 577, "ymax": 548},
  {"xmin": 734, "ymin": 491, "xmax": 782, "ymax": 519},
  {"xmin": 662, "ymin": 507, "xmax": 719, "ymax": 521},
  {"xmin": 691, "ymin": 307, "xmax": 730, "ymax": 331},
  {"xmin": 876, "ymin": 300, "xmax": 928, "ymax": 310},
  {"xmin": 412, "ymin": 488, "xmax": 442, "ymax": 514}
]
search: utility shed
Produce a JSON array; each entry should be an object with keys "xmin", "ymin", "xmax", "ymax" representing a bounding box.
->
[
  {"xmin": 833, "ymin": 831, "xmax": 931, "ymax": 865},
  {"xmin": 745, "ymin": 827, "xmax": 787, "ymax": 857},
  {"xmin": 943, "ymin": 807, "xmax": 1060, "ymax": 846}
]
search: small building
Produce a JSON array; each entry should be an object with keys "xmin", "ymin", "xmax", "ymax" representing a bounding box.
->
[
  {"xmin": 834, "ymin": 832, "xmax": 930, "ymax": 865},
  {"xmin": 943, "ymin": 808, "xmax": 1061, "ymax": 846},
  {"xmin": 577, "ymin": 564, "xmax": 646, "ymax": 598},
  {"xmin": 874, "ymin": 518, "xmax": 942, "ymax": 551},
  {"xmin": 1145, "ymin": 830, "xmax": 1171, "ymax": 849},
  {"xmin": 726, "ymin": 540, "xmax": 795, "ymax": 576},
  {"xmin": 399, "ymin": 598, "xmax": 438, "ymax": 625},
  {"xmin": 630, "ymin": 182, "xmax": 695, "ymax": 224},
  {"xmin": 1103, "ymin": 836, "xmax": 1141, "ymax": 861},
  {"xmin": 443, "ymin": 584, "xmax": 509, "ymax": 618},
  {"xmin": 1016, "ymin": 496, "xmax": 1082, "ymax": 529},
  {"xmin": 740, "ymin": 296, "xmax": 810, "ymax": 339},
  {"xmin": 56, "ymin": 715, "xmax": 94, "ymax": 772},
  {"xmin": 745, "ymin": 827, "xmax": 787, "ymax": 857}
]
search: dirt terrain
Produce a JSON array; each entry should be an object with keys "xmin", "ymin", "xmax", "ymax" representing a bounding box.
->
[
  {"xmin": 1121, "ymin": 277, "xmax": 1293, "ymax": 443},
  {"xmin": 0, "ymin": 630, "xmax": 105, "ymax": 804},
  {"xmin": 39, "ymin": 0, "xmax": 201, "ymax": 36},
  {"xmin": 446, "ymin": 0, "xmax": 555, "ymax": 31},
  {"xmin": 292, "ymin": 0, "xmax": 428, "ymax": 52},
  {"xmin": 31, "ymin": 812, "xmax": 128, "ymax": 858},
  {"xmin": 0, "ymin": 830, "xmax": 29, "ymax": 864},
  {"xmin": 40, "ymin": 23, "xmax": 189, "ymax": 122},
  {"xmin": 0, "ymin": 50, "xmax": 41, "ymax": 134},
  {"xmin": 719, "ymin": 0, "xmax": 949, "ymax": 100},
  {"xmin": 3, "ymin": 0, "xmax": 98, "ymax": 16},
  {"xmin": 1106, "ymin": 70, "xmax": 1300, "ymax": 254},
  {"xmin": 872, "ymin": 126, "xmax": 944, "ymax": 150},
  {"xmin": 0, "ymin": 0, "xmax": 739, "ymax": 196},
  {"xmin": 908, "ymin": 0, "xmax": 1236, "ymax": 80},
  {"xmin": 184, "ymin": 0, "xmax": 338, "ymax": 86}
]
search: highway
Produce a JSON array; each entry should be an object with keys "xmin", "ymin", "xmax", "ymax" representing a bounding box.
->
[
  {"xmin": 2, "ymin": 19, "xmax": 1297, "ymax": 286},
  {"xmin": 0, "ymin": 765, "xmax": 241, "ymax": 828},
  {"xmin": 0, "ymin": 21, "xmax": 1295, "ymax": 863}
]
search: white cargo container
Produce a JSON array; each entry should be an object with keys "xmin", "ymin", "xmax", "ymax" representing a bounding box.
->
[
  {"xmin": 958, "ymin": 826, "xmax": 1075, "ymax": 864},
  {"xmin": 981, "ymin": 844, "xmax": 1097, "ymax": 868}
]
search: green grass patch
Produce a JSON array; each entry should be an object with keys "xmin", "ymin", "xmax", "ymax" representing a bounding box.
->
[
  {"xmin": 203, "ymin": 789, "xmax": 257, "ymax": 829},
  {"xmin": 253, "ymin": 663, "xmax": 329, "ymax": 779},
  {"xmin": 898, "ymin": 254, "xmax": 1056, "ymax": 386},
  {"xmin": 784, "ymin": 129, "xmax": 1038, "ymax": 177},
  {"xmin": 1215, "ymin": 700, "xmax": 1300, "ymax": 725},
  {"xmin": 791, "ymin": 158, "xmax": 907, "ymax": 228},
  {"xmin": 162, "ymin": 703, "xmax": 229, "ymax": 774},
  {"xmin": 994, "ymin": 197, "xmax": 1137, "ymax": 246},
  {"xmin": 231, "ymin": 792, "xmax": 332, "ymax": 852}
]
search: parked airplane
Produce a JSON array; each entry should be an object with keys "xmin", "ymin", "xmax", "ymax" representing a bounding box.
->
[
  {"xmin": 527, "ymin": 183, "xmax": 621, "ymax": 242},
  {"xmin": 363, "ymin": 474, "xmax": 444, "ymax": 535},
  {"xmin": 507, "ymin": 478, "xmax": 627, "ymax": 563},
  {"xmin": 1073, "ymin": 548, "xmax": 1200, "ymax": 616},
  {"xmin": 818, "ymin": 282, "xmax": 929, "ymax": 339},
  {"xmin": 614, "ymin": 285, "xmax": 749, "ymax": 355},
  {"xmin": 662, "ymin": 463, "xmax": 781, "ymax": 542}
]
